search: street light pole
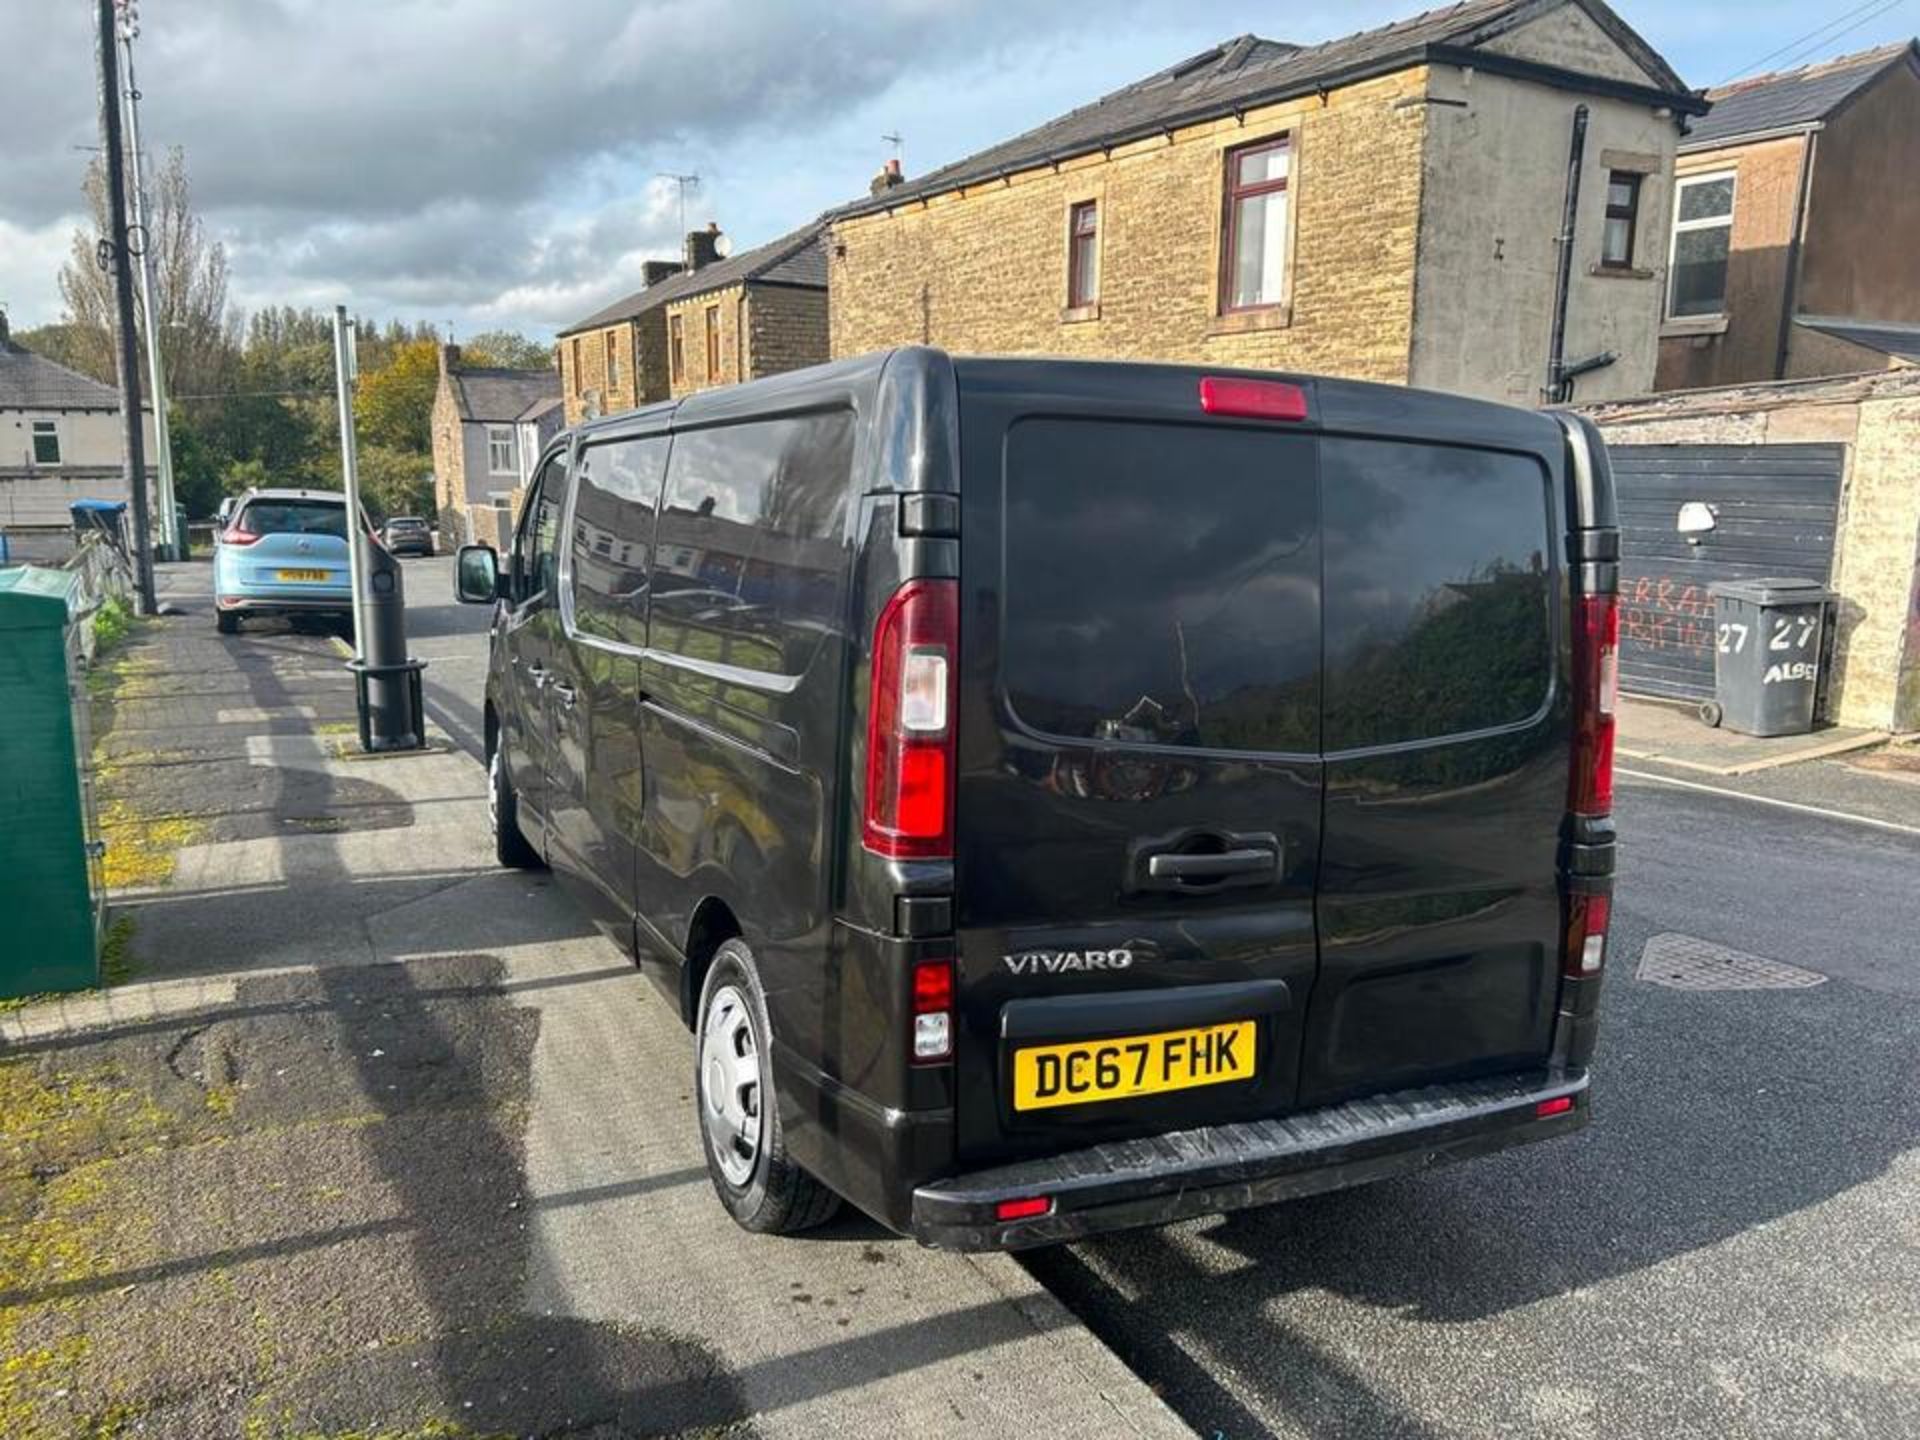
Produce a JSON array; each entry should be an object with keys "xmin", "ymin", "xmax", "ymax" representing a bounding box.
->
[
  {"xmin": 331, "ymin": 306, "xmax": 369, "ymax": 659},
  {"xmin": 117, "ymin": 4, "xmax": 179, "ymax": 560},
  {"xmin": 94, "ymin": 0, "xmax": 156, "ymax": 614}
]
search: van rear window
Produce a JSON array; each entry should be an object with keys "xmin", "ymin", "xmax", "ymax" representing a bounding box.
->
[
  {"xmin": 1321, "ymin": 438, "xmax": 1553, "ymax": 750},
  {"xmin": 1002, "ymin": 418, "xmax": 1319, "ymax": 753}
]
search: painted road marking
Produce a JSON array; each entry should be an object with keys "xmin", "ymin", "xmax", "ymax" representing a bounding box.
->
[{"xmin": 1618, "ymin": 766, "xmax": 1920, "ymax": 840}]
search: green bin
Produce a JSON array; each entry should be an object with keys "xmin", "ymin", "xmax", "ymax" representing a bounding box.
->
[{"xmin": 0, "ymin": 567, "xmax": 106, "ymax": 997}]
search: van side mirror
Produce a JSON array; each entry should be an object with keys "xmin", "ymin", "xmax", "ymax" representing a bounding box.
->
[{"xmin": 456, "ymin": 543, "xmax": 503, "ymax": 604}]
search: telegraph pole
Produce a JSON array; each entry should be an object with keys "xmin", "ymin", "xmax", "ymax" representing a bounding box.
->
[
  {"xmin": 117, "ymin": 2, "xmax": 179, "ymax": 560},
  {"xmin": 95, "ymin": 0, "xmax": 156, "ymax": 613}
]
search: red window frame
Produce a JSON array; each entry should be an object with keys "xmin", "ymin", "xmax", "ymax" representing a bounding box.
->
[
  {"xmin": 570, "ymin": 336, "xmax": 585, "ymax": 394},
  {"xmin": 1067, "ymin": 200, "xmax": 1099, "ymax": 309},
  {"xmin": 1219, "ymin": 136, "xmax": 1291, "ymax": 314},
  {"xmin": 605, "ymin": 329, "xmax": 620, "ymax": 388},
  {"xmin": 704, "ymin": 304, "xmax": 721, "ymax": 380},
  {"xmin": 1601, "ymin": 170, "xmax": 1641, "ymax": 270},
  {"xmin": 668, "ymin": 314, "xmax": 685, "ymax": 385}
]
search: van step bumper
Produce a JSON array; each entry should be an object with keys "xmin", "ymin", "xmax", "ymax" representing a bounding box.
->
[{"xmin": 911, "ymin": 1070, "xmax": 1587, "ymax": 1251}]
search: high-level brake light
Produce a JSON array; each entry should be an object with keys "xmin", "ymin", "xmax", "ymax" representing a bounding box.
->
[
  {"xmin": 864, "ymin": 579, "xmax": 958, "ymax": 859},
  {"xmin": 1198, "ymin": 376, "xmax": 1308, "ymax": 422}
]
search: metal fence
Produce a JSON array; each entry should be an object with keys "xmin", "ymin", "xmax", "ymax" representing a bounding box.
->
[{"xmin": 60, "ymin": 533, "xmax": 134, "ymax": 664}]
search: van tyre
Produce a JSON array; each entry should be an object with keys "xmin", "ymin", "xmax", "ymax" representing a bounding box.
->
[
  {"xmin": 488, "ymin": 741, "xmax": 543, "ymax": 870},
  {"xmin": 696, "ymin": 939, "xmax": 841, "ymax": 1235}
]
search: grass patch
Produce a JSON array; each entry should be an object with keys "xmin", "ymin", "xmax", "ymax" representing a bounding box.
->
[
  {"xmin": 100, "ymin": 916, "xmax": 137, "ymax": 986},
  {"xmin": 89, "ymin": 597, "xmax": 135, "ymax": 657}
]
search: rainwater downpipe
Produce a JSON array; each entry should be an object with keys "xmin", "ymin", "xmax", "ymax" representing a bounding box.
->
[{"xmin": 1545, "ymin": 103, "xmax": 1589, "ymax": 405}]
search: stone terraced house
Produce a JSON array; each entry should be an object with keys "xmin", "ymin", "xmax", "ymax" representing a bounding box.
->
[
  {"xmin": 556, "ymin": 222, "xmax": 829, "ymax": 425},
  {"xmin": 828, "ymin": 0, "xmax": 1705, "ymax": 407}
]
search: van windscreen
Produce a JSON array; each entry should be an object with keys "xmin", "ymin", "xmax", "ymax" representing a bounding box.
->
[{"xmin": 1001, "ymin": 418, "xmax": 1319, "ymax": 754}]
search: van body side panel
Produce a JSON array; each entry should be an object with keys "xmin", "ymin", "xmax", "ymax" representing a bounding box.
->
[
  {"xmin": 1299, "ymin": 423, "xmax": 1572, "ymax": 1104},
  {"xmin": 950, "ymin": 362, "xmax": 1326, "ymax": 1168}
]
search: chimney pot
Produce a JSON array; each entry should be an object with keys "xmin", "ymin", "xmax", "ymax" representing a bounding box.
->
[{"xmin": 869, "ymin": 157, "xmax": 907, "ymax": 196}]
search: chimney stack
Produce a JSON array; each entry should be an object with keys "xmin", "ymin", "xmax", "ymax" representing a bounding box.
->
[
  {"xmin": 643, "ymin": 259, "xmax": 684, "ymax": 287},
  {"xmin": 437, "ymin": 341, "xmax": 460, "ymax": 376},
  {"xmin": 685, "ymin": 221, "xmax": 724, "ymax": 272},
  {"xmin": 869, "ymin": 157, "xmax": 905, "ymax": 196}
]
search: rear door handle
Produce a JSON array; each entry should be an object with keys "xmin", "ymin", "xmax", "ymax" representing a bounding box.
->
[
  {"xmin": 550, "ymin": 680, "xmax": 576, "ymax": 707},
  {"xmin": 1147, "ymin": 849, "xmax": 1275, "ymax": 881}
]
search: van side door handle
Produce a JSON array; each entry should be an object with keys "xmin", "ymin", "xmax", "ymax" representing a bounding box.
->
[
  {"xmin": 1147, "ymin": 849, "xmax": 1274, "ymax": 881},
  {"xmin": 550, "ymin": 680, "xmax": 576, "ymax": 708}
]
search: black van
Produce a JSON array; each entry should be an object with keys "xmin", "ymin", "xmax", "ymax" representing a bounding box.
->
[{"xmin": 455, "ymin": 348, "xmax": 1619, "ymax": 1251}]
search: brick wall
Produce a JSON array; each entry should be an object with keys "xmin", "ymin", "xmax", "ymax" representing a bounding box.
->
[
  {"xmin": 747, "ymin": 286, "xmax": 830, "ymax": 380},
  {"xmin": 429, "ymin": 373, "xmax": 465, "ymax": 525},
  {"xmin": 667, "ymin": 286, "xmax": 745, "ymax": 397},
  {"xmin": 829, "ymin": 70, "xmax": 1429, "ymax": 383},
  {"xmin": 1585, "ymin": 370, "xmax": 1920, "ymax": 731}
]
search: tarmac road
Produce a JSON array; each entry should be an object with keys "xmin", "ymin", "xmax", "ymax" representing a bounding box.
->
[{"xmin": 403, "ymin": 554, "xmax": 1920, "ymax": 1439}]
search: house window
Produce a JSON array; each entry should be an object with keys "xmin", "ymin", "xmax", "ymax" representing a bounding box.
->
[
  {"xmin": 487, "ymin": 425, "xmax": 516, "ymax": 476},
  {"xmin": 1067, "ymin": 200, "xmax": 1099, "ymax": 308},
  {"xmin": 704, "ymin": 305, "xmax": 721, "ymax": 381},
  {"xmin": 1601, "ymin": 171, "xmax": 1641, "ymax": 269},
  {"xmin": 1668, "ymin": 171, "xmax": 1735, "ymax": 319},
  {"xmin": 669, "ymin": 314, "xmax": 685, "ymax": 385},
  {"xmin": 31, "ymin": 419, "xmax": 62, "ymax": 466},
  {"xmin": 570, "ymin": 337, "xmax": 585, "ymax": 393},
  {"xmin": 606, "ymin": 331, "xmax": 621, "ymax": 390},
  {"xmin": 1221, "ymin": 137, "xmax": 1290, "ymax": 312}
]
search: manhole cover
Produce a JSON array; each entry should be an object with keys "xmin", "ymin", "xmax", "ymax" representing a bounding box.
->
[{"xmin": 1637, "ymin": 933, "xmax": 1826, "ymax": 991}]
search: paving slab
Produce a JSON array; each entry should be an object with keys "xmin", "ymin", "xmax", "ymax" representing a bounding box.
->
[{"xmin": 1617, "ymin": 694, "xmax": 1885, "ymax": 775}]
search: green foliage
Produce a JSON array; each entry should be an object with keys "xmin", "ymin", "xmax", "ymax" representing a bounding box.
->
[
  {"xmin": 464, "ymin": 329, "xmax": 553, "ymax": 370},
  {"xmin": 91, "ymin": 597, "xmax": 135, "ymax": 655},
  {"xmin": 356, "ymin": 444, "xmax": 435, "ymax": 522},
  {"xmin": 353, "ymin": 339, "xmax": 441, "ymax": 453}
]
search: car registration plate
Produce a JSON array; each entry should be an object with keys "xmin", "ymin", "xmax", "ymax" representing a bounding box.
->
[
  {"xmin": 276, "ymin": 568, "xmax": 329, "ymax": 582},
  {"xmin": 1012, "ymin": 1020, "xmax": 1256, "ymax": 1111}
]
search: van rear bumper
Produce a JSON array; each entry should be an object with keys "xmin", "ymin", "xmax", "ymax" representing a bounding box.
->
[{"xmin": 911, "ymin": 1069, "xmax": 1588, "ymax": 1252}]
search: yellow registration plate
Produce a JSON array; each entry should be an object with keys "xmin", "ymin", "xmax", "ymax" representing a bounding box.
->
[
  {"xmin": 276, "ymin": 568, "xmax": 329, "ymax": 582},
  {"xmin": 1012, "ymin": 1020, "xmax": 1256, "ymax": 1111}
]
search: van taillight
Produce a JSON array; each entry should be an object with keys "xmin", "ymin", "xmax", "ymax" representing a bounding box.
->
[
  {"xmin": 1564, "ymin": 891, "xmax": 1610, "ymax": 977},
  {"xmin": 911, "ymin": 959, "xmax": 954, "ymax": 1063},
  {"xmin": 1570, "ymin": 593, "xmax": 1619, "ymax": 817},
  {"xmin": 864, "ymin": 579, "xmax": 958, "ymax": 859}
]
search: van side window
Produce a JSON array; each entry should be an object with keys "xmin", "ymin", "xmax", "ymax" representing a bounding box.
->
[
  {"xmin": 513, "ymin": 453, "xmax": 566, "ymax": 603},
  {"xmin": 1321, "ymin": 438, "xmax": 1553, "ymax": 751},
  {"xmin": 569, "ymin": 435, "xmax": 668, "ymax": 647},
  {"xmin": 650, "ymin": 411, "xmax": 854, "ymax": 678},
  {"xmin": 1002, "ymin": 418, "xmax": 1320, "ymax": 753}
]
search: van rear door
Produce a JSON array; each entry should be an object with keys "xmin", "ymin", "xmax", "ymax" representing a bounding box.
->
[
  {"xmin": 1299, "ymin": 419, "xmax": 1568, "ymax": 1106},
  {"xmin": 951, "ymin": 365, "xmax": 1323, "ymax": 1165}
]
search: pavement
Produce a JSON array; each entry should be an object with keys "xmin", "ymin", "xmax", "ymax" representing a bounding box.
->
[
  {"xmin": 0, "ymin": 558, "xmax": 1184, "ymax": 1440},
  {"xmin": 1615, "ymin": 694, "xmax": 1888, "ymax": 777}
]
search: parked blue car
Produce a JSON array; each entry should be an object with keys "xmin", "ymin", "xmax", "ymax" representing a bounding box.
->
[{"xmin": 213, "ymin": 488, "xmax": 360, "ymax": 635}]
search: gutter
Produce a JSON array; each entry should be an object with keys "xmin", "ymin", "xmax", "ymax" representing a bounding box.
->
[{"xmin": 1679, "ymin": 119, "xmax": 1823, "ymax": 155}]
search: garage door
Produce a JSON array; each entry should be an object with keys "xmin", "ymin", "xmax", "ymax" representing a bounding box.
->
[{"xmin": 1609, "ymin": 443, "xmax": 1843, "ymax": 701}]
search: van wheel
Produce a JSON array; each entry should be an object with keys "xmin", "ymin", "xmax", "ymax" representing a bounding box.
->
[
  {"xmin": 695, "ymin": 939, "xmax": 841, "ymax": 1235},
  {"xmin": 216, "ymin": 610, "xmax": 239, "ymax": 635},
  {"xmin": 488, "ymin": 741, "xmax": 543, "ymax": 870}
]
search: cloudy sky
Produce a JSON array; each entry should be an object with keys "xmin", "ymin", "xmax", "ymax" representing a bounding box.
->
[{"xmin": 2, "ymin": 0, "xmax": 1912, "ymax": 342}]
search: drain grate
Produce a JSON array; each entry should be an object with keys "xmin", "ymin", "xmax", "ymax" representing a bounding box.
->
[{"xmin": 1637, "ymin": 933, "xmax": 1827, "ymax": 991}]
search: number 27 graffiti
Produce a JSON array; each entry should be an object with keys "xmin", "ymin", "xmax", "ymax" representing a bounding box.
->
[{"xmin": 1717, "ymin": 614, "xmax": 1817, "ymax": 655}]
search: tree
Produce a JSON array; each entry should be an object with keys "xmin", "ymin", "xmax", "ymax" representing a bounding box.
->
[
  {"xmin": 57, "ymin": 147, "xmax": 238, "ymax": 400},
  {"xmin": 356, "ymin": 444, "xmax": 436, "ymax": 522},
  {"xmin": 464, "ymin": 330, "xmax": 554, "ymax": 370},
  {"xmin": 353, "ymin": 338, "xmax": 441, "ymax": 453}
]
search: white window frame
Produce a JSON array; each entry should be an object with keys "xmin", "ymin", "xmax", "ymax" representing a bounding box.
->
[
  {"xmin": 486, "ymin": 424, "xmax": 517, "ymax": 477},
  {"xmin": 1666, "ymin": 170, "xmax": 1737, "ymax": 321},
  {"xmin": 30, "ymin": 418, "xmax": 63, "ymax": 467}
]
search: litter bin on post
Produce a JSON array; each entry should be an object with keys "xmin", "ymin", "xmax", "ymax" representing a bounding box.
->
[
  {"xmin": 0, "ymin": 567, "xmax": 105, "ymax": 998},
  {"xmin": 1704, "ymin": 577, "xmax": 1832, "ymax": 736}
]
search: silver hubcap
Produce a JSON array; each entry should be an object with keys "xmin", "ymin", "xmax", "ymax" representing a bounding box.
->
[{"xmin": 699, "ymin": 984, "xmax": 763, "ymax": 1187}]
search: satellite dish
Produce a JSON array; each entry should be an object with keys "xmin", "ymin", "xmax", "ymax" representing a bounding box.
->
[{"xmin": 713, "ymin": 233, "xmax": 733, "ymax": 259}]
